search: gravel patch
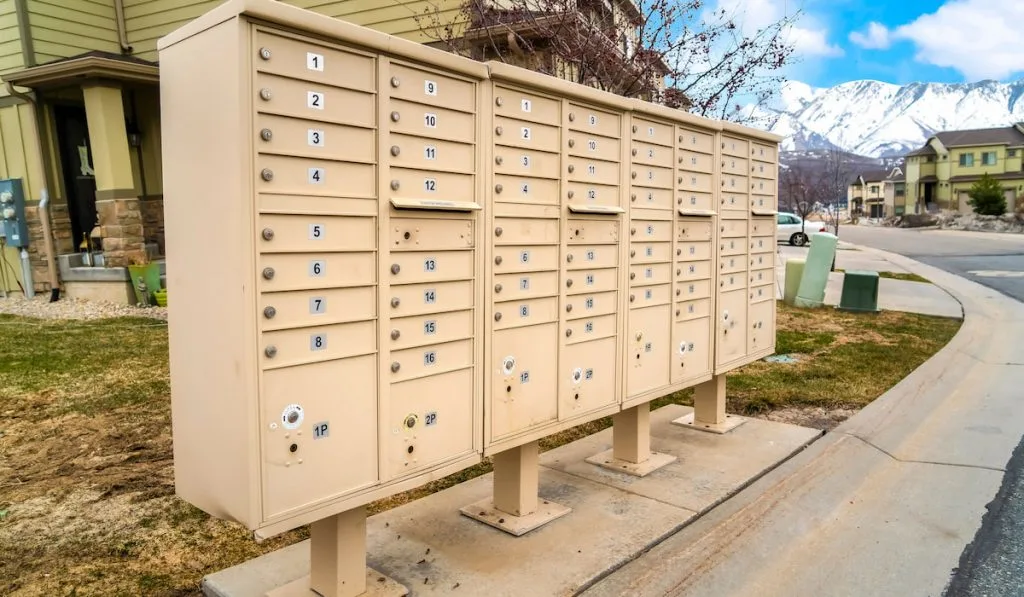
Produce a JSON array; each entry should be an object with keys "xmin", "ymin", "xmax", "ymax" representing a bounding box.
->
[{"xmin": 0, "ymin": 293, "xmax": 167, "ymax": 321}]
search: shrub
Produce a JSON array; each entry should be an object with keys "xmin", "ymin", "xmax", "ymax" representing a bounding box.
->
[{"xmin": 967, "ymin": 173, "xmax": 1007, "ymax": 215}]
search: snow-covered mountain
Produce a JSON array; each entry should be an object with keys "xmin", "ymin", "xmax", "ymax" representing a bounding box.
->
[{"xmin": 752, "ymin": 79, "xmax": 1024, "ymax": 158}]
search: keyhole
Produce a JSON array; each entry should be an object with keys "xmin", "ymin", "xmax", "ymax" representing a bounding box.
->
[
  {"xmin": 286, "ymin": 411, "xmax": 299, "ymax": 424},
  {"xmin": 574, "ymin": 393, "xmax": 579, "ymax": 401},
  {"xmin": 407, "ymin": 445, "xmax": 415, "ymax": 454},
  {"xmin": 506, "ymin": 385, "xmax": 512, "ymax": 392},
  {"xmin": 403, "ymin": 231, "xmax": 411, "ymax": 240},
  {"xmin": 289, "ymin": 443, "xmax": 298, "ymax": 453}
]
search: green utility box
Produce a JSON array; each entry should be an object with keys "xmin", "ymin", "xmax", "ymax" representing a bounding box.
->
[
  {"xmin": 838, "ymin": 270, "xmax": 881, "ymax": 313},
  {"xmin": 784, "ymin": 259, "xmax": 805, "ymax": 306},
  {"xmin": 794, "ymin": 232, "xmax": 838, "ymax": 308}
]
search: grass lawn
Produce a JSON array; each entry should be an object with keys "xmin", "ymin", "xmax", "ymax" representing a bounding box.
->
[
  {"xmin": 834, "ymin": 268, "xmax": 932, "ymax": 284},
  {"xmin": 0, "ymin": 304, "xmax": 961, "ymax": 596}
]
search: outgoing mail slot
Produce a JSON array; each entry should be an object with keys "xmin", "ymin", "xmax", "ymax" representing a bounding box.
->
[
  {"xmin": 390, "ymin": 280, "xmax": 474, "ymax": 317},
  {"xmin": 389, "ymin": 62, "xmax": 475, "ymax": 114},
  {"xmin": 632, "ymin": 165, "xmax": 673, "ymax": 190},
  {"xmin": 720, "ymin": 219, "xmax": 749, "ymax": 238},
  {"xmin": 257, "ymin": 154, "xmax": 375, "ymax": 198},
  {"xmin": 490, "ymin": 323, "xmax": 558, "ymax": 440},
  {"xmin": 678, "ymin": 127, "xmax": 714, "ymax": 154},
  {"xmin": 677, "ymin": 219, "xmax": 713, "ymax": 242},
  {"xmin": 560, "ymin": 336, "xmax": 617, "ymax": 419},
  {"xmin": 629, "ymin": 283, "xmax": 671, "ymax": 308},
  {"xmin": 495, "ymin": 175, "xmax": 560, "ymax": 205},
  {"xmin": 389, "ymin": 250, "xmax": 474, "ymax": 284},
  {"xmin": 751, "ymin": 195, "xmax": 777, "ymax": 212},
  {"xmin": 678, "ymin": 171, "xmax": 713, "ymax": 193},
  {"xmin": 566, "ymin": 133, "xmax": 621, "ymax": 162},
  {"xmin": 568, "ymin": 104, "xmax": 621, "ymax": 137},
  {"xmin": 566, "ymin": 267, "xmax": 618, "ymax": 295},
  {"xmin": 565, "ymin": 290, "xmax": 617, "ymax": 319},
  {"xmin": 632, "ymin": 117, "xmax": 673, "ymax": 146},
  {"xmin": 675, "ymin": 278, "xmax": 711, "ymax": 300},
  {"xmin": 629, "ymin": 219, "xmax": 671, "ymax": 242},
  {"xmin": 750, "ymin": 283, "xmax": 775, "ymax": 303},
  {"xmin": 626, "ymin": 304, "xmax": 671, "ymax": 397},
  {"xmin": 390, "ymin": 133, "xmax": 475, "ymax": 173},
  {"xmin": 255, "ymin": 114, "xmax": 375, "ymax": 163},
  {"xmin": 390, "ymin": 168, "xmax": 474, "ymax": 203},
  {"xmin": 752, "ymin": 143, "xmax": 777, "ymax": 163},
  {"xmin": 679, "ymin": 260, "xmax": 712, "ymax": 281},
  {"xmin": 629, "ymin": 262, "xmax": 672, "ymax": 286},
  {"xmin": 567, "ymin": 157, "xmax": 620, "ymax": 186},
  {"xmin": 261, "ymin": 319, "xmax": 375, "ymax": 370},
  {"xmin": 254, "ymin": 31, "xmax": 375, "ymax": 93},
  {"xmin": 678, "ymin": 191, "xmax": 714, "ymax": 213},
  {"xmin": 567, "ymin": 182, "xmax": 621, "ymax": 208},
  {"xmin": 494, "ymin": 244, "xmax": 559, "ymax": 273},
  {"xmin": 717, "ymin": 289, "xmax": 747, "ymax": 366},
  {"xmin": 721, "ymin": 136, "xmax": 748, "ymax": 157},
  {"xmin": 494, "ymin": 85, "xmax": 560, "ymax": 125},
  {"xmin": 678, "ymin": 150, "xmax": 713, "ymax": 174},
  {"xmin": 494, "ymin": 270, "xmax": 559, "ymax": 301},
  {"xmin": 495, "ymin": 147, "xmax": 560, "ymax": 179},
  {"xmin": 389, "ymin": 338, "xmax": 473, "ymax": 383},
  {"xmin": 675, "ymin": 297, "xmax": 711, "ymax": 322},
  {"xmin": 721, "ymin": 193, "xmax": 748, "ymax": 212},
  {"xmin": 720, "ymin": 237, "xmax": 746, "ymax": 257},
  {"xmin": 258, "ymin": 214, "xmax": 375, "ymax": 253},
  {"xmin": 259, "ymin": 251, "xmax": 376, "ymax": 292},
  {"xmin": 565, "ymin": 313, "xmax": 616, "ymax": 344},
  {"xmin": 387, "ymin": 367, "xmax": 473, "ymax": 480},
  {"xmin": 750, "ymin": 254, "xmax": 774, "ymax": 271},
  {"xmin": 676, "ymin": 241, "xmax": 712, "ymax": 262},
  {"xmin": 567, "ymin": 244, "xmax": 618, "ymax": 269},
  {"xmin": 750, "ymin": 236, "xmax": 773, "ymax": 254},
  {"xmin": 494, "ymin": 296, "xmax": 559, "ymax": 330},
  {"xmin": 389, "ymin": 309, "xmax": 473, "ymax": 350},
  {"xmin": 632, "ymin": 141, "xmax": 673, "ymax": 167},
  {"xmin": 495, "ymin": 116, "xmax": 559, "ymax": 152},
  {"xmin": 494, "ymin": 217, "xmax": 560, "ymax": 245},
  {"xmin": 752, "ymin": 160, "xmax": 776, "ymax": 179},
  {"xmin": 750, "ymin": 217, "xmax": 775, "ymax": 237},
  {"xmin": 567, "ymin": 219, "xmax": 620, "ymax": 244},
  {"xmin": 390, "ymin": 98, "xmax": 474, "ymax": 143},
  {"xmin": 260, "ymin": 286, "xmax": 375, "ymax": 332},
  {"xmin": 631, "ymin": 241, "xmax": 672, "ymax": 263},
  {"xmin": 723, "ymin": 174, "xmax": 748, "ymax": 192},
  {"xmin": 748, "ymin": 299, "xmax": 775, "ymax": 354},
  {"xmin": 391, "ymin": 218, "xmax": 474, "ymax": 250},
  {"xmin": 672, "ymin": 317, "xmax": 711, "ymax": 384},
  {"xmin": 254, "ymin": 72, "xmax": 375, "ymax": 128},
  {"xmin": 719, "ymin": 271, "xmax": 748, "ymax": 290},
  {"xmin": 722, "ymin": 156, "xmax": 749, "ymax": 175},
  {"xmin": 720, "ymin": 254, "xmax": 746, "ymax": 274}
]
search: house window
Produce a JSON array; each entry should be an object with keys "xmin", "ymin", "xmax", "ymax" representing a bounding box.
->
[
  {"xmin": 959, "ymin": 153, "xmax": 974, "ymax": 167},
  {"xmin": 1010, "ymin": 149, "xmax": 1018, "ymax": 157},
  {"xmin": 926, "ymin": 156, "xmax": 935, "ymax": 162},
  {"xmin": 870, "ymin": 185, "xmax": 879, "ymax": 195},
  {"xmin": 981, "ymin": 151, "xmax": 998, "ymax": 166}
]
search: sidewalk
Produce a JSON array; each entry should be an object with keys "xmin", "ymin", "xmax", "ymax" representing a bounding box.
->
[{"xmin": 583, "ymin": 245, "xmax": 1024, "ymax": 597}]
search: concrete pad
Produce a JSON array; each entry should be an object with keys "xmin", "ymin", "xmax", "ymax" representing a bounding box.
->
[
  {"xmin": 541, "ymin": 405, "xmax": 822, "ymax": 513},
  {"xmin": 670, "ymin": 411, "xmax": 747, "ymax": 434},
  {"xmin": 265, "ymin": 570, "xmax": 407, "ymax": 597},
  {"xmin": 459, "ymin": 496, "xmax": 571, "ymax": 536},
  {"xmin": 585, "ymin": 449, "xmax": 677, "ymax": 477},
  {"xmin": 203, "ymin": 542, "xmax": 308, "ymax": 597}
]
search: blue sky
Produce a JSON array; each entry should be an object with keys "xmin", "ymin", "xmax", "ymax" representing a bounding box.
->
[{"xmin": 721, "ymin": 0, "xmax": 1024, "ymax": 88}]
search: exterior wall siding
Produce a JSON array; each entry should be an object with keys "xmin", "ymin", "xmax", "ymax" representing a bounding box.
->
[
  {"xmin": 27, "ymin": 0, "xmax": 121, "ymax": 64},
  {"xmin": 0, "ymin": 0, "xmax": 23, "ymax": 78}
]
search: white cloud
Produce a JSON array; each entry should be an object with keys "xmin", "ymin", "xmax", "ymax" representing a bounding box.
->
[
  {"xmin": 713, "ymin": 0, "xmax": 844, "ymax": 58},
  {"xmin": 849, "ymin": 22, "xmax": 891, "ymax": 50},
  {"xmin": 892, "ymin": 0, "xmax": 1024, "ymax": 80}
]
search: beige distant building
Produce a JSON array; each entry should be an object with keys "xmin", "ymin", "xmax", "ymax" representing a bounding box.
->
[{"xmin": 847, "ymin": 165, "xmax": 905, "ymax": 218}]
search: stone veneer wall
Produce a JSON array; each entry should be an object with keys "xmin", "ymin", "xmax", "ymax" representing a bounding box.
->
[
  {"xmin": 141, "ymin": 195, "xmax": 165, "ymax": 256},
  {"xmin": 96, "ymin": 197, "xmax": 147, "ymax": 266}
]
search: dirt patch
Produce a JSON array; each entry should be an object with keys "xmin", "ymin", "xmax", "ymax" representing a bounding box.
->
[{"xmin": 759, "ymin": 406, "xmax": 860, "ymax": 431}]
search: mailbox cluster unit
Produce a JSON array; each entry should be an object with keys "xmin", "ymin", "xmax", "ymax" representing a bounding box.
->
[{"xmin": 160, "ymin": 0, "xmax": 780, "ymax": 540}]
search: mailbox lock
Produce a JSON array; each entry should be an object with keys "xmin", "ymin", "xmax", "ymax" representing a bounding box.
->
[
  {"xmin": 631, "ymin": 148, "xmax": 637, "ymax": 156},
  {"xmin": 262, "ymin": 267, "xmax": 275, "ymax": 280},
  {"xmin": 390, "ymin": 145, "xmax": 400, "ymax": 157},
  {"xmin": 568, "ymin": 139, "xmax": 575, "ymax": 148},
  {"xmin": 566, "ymin": 279, "xmax": 573, "ymax": 288},
  {"xmin": 565, "ymin": 329, "xmax": 572, "ymax": 337},
  {"xmin": 258, "ymin": 47, "xmax": 271, "ymax": 60},
  {"xmin": 261, "ymin": 169, "xmax": 274, "ymax": 182},
  {"xmin": 678, "ymin": 156, "xmax": 684, "ymax": 164},
  {"xmin": 495, "ymin": 184, "xmax": 503, "ymax": 194},
  {"xmin": 676, "ymin": 268, "xmax": 682, "ymax": 275},
  {"xmin": 631, "ymin": 171, "xmax": 637, "ymax": 179},
  {"xmin": 494, "ymin": 227, "xmax": 503, "ymax": 237},
  {"xmin": 629, "ymin": 294, "xmax": 635, "ymax": 302},
  {"xmin": 259, "ymin": 88, "xmax": 272, "ymax": 101},
  {"xmin": 390, "ymin": 111, "xmax": 400, "ymax": 122},
  {"xmin": 630, "ymin": 227, "xmax": 636, "ymax": 236},
  {"xmin": 390, "ymin": 76, "xmax": 400, "ymax": 88},
  {"xmin": 676, "ymin": 289, "xmax": 681, "ymax": 296},
  {"xmin": 265, "ymin": 345, "xmax": 278, "ymax": 358},
  {"xmin": 632, "ymin": 125, "xmax": 638, "ymax": 133},
  {"xmin": 495, "ymin": 256, "xmax": 503, "ymax": 265},
  {"xmin": 568, "ymin": 164, "xmax": 575, "ymax": 173},
  {"xmin": 567, "ymin": 190, "xmax": 575, "ymax": 199},
  {"xmin": 678, "ymin": 176, "xmax": 684, "ymax": 184},
  {"xmin": 495, "ymin": 96, "xmax": 503, "ymax": 106},
  {"xmin": 404, "ymin": 414, "xmax": 417, "ymax": 428},
  {"xmin": 495, "ymin": 155, "xmax": 503, "ymax": 165},
  {"xmin": 676, "ymin": 309, "xmax": 681, "ymax": 316},
  {"xmin": 391, "ymin": 298, "xmax": 401, "ymax": 308},
  {"xmin": 631, "ymin": 193, "xmax": 637, "ymax": 202},
  {"xmin": 263, "ymin": 306, "xmax": 276, "ymax": 319},
  {"xmin": 494, "ymin": 283, "xmax": 503, "ymax": 293},
  {"xmin": 629, "ymin": 250, "xmax": 635, "ymax": 257},
  {"xmin": 390, "ymin": 362, "xmax": 401, "ymax": 373},
  {"xmin": 635, "ymin": 332, "xmax": 643, "ymax": 341},
  {"xmin": 495, "ymin": 126, "xmax": 503, "ymax": 136},
  {"xmin": 261, "ymin": 228, "xmax": 274, "ymax": 241},
  {"xmin": 568, "ymin": 112, "xmax": 575, "ymax": 121},
  {"xmin": 494, "ymin": 312, "xmax": 502, "ymax": 322},
  {"xmin": 566, "ymin": 304, "xmax": 573, "ymax": 312},
  {"xmin": 390, "ymin": 329, "xmax": 400, "ymax": 340},
  {"xmin": 677, "ymin": 198, "xmax": 683, "ymax": 205},
  {"xmin": 566, "ymin": 254, "xmax": 573, "ymax": 263},
  {"xmin": 390, "ymin": 180, "xmax": 400, "ymax": 191},
  {"xmin": 629, "ymin": 272, "xmax": 636, "ymax": 280},
  {"xmin": 260, "ymin": 128, "xmax": 273, "ymax": 141},
  {"xmin": 676, "ymin": 248, "xmax": 682, "ymax": 256}
]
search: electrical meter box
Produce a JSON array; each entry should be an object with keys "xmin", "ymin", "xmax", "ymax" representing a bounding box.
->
[
  {"xmin": 0, "ymin": 178, "xmax": 28, "ymax": 248},
  {"xmin": 159, "ymin": 0, "xmax": 487, "ymax": 538}
]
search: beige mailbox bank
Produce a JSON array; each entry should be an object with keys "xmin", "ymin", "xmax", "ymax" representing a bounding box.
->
[{"xmin": 159, "ymin": 1, "xmax": 780, "ymax": 595}]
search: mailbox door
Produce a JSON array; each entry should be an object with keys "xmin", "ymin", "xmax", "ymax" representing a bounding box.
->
[
  {"xmin": 716, "ymin": 289, "xmax": 748, "ymax": 366},
  {"xmin": 490, "ymin": 323, "xmax": 559, "ymax": 440},
  {"xmin": 626, "ymin": 304, "xmax": 671, "ymax": 397},
  {"xmin": 560, "ymin": 336, "xmax": 617, "ymax": 419},
  {"xmin": 671, "ymin": 317, "xmax": 712, "ymax": 384}
]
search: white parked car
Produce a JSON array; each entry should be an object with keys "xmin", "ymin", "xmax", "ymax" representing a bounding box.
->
[{"xmin": 776, "ymin": 212, "xmax": 828, "ymax": 246}]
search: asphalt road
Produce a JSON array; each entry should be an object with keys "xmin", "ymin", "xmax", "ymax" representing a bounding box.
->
[{"xmin": 835, "ymin": 225, "xmax": 1024, "ymax": 597}]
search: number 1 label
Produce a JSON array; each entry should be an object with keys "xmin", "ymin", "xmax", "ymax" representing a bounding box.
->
[{"xmin": 306, "ymin": 52, "xmax": 324, "ymax": 71}]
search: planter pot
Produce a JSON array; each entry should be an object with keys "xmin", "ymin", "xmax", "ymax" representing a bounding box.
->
[
  {"xmin": 154, "ymin": 289, "xmax": 168, "ymax": 307},
  {"xmin": 128, "ymin": 263, "xmax": 162, "ymax": 306}
]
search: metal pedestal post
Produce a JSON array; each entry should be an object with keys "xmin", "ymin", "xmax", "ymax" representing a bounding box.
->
[
  {"xmin": 586, "ymin": 403, "xmax": 677, "ymax": 476},
  {"xmin": 671, "ymin": 375, "xmax": 746, "ymax": 434}
]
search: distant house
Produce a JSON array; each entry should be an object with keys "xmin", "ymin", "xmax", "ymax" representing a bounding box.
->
[
  {"xmin": 903, "ymin": 125, "xmax": 1024, "ymax": 214},
  {"xmin": 847, "ymin": 166, "xmax": 905, "ymax": 218}
]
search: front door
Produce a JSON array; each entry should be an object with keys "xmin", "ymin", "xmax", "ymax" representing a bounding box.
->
[{"xmin": 53, "ymin": 105, "xmax": 97, "ymax": 250}]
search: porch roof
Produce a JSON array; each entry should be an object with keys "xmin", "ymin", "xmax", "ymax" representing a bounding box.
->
[
  {"xmin": 3, "ymin": 51, "xmax": 159, "ymax": 89},
  {"xmin": 919, "ymin": 175, "xmax": 939, "ymax": 183}
]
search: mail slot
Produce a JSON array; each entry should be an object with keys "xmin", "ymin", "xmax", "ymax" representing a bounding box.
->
[
  {"xmin": 260, "ymin": 286, "xmax": 375, "ymax": 331},
  {"xmin": 751, "ymin": 160, "xmax": 776, "ymax": 179},
  {"xmin": 390, "ymin": 168, "xmax": 474, "ymax": 203},
  {"xmin": 752, "ymin": 143, "xmax": 777, "ymax": 163},
  {"xmin": 256, "ymin": 154, "xmax": 375, "ymax": 198},
  {"xmin": 631, "ymin": 241, "xmax": 672, "ymax": 263},
  {"xmin": 750, "ymin": 283, "xmax": 775, "ymax": 303},
  {"xmin": 750, "ymin": 254, "xmax": 774, "ymax": 271},
  {"xmin": 387, "ymin": 367, "xmax": 473, "ymax": 480},
  {"xmin": 719, "ymin": 271, "xmax": 748, "ymax": 290},
  {"xmin": 629, "ymin": 262, "xmax": 672, "ymax": 286},
  {"xmin": 566, "ymin": 133, "xmax": 621, "ymax": 162},
  {"xmin": 565, "ymin": 290, "xmax": 617, "ymax": 319},
  {"xmin": 494, "ymin": 85, "xmax": 560, "ymax": 125},
  {"xmin": 678, "ymin": 260, "xmax": 712, "ymax": 281},
  {"xmin": 678, "ymin": 127, "xmax": 714, "ymax": 154},
  {"xmin": 389, "ymin": 309, "xmax": 473, "ymax": 350},
  {"xmin": 626, "ymin": 304, "xmax": 671, "ymax": 397},
  {"xmin": 567, "ymin": 157, "xmax": 620, "ymax": 185},
  {"xmin": 568, "ymin": 103, "xmax": 621, "ymax": 137},
  {"xmin": 494, "ymin": 244, "xmax": 559, "ymax": 272},
  {"xmin": 751, "ymin": 195, "xmax": 777, "ymax": 212},
  {"xmin": 389, "ymin": 338, "xmax": 473, "ymax": 383},
  {"xmin": 748, "ymin": 300, "xmax": 774, "ymax": 353},
  {"xmin": 675, "ymin": 278, "xmax": 711, "ymax": 300},
  {"xmin": 566, "ymin": 244, "xmax": 618, "ymax": 269},
  {"xmin": 566, "ymin": 182, "xmax": 621, "ymax": 208},
  {"xmin": 391, "ymin": 218, "xmax": 474, "ymax": 250},
  {"xmin": 678, "ymin": 171, "xmax": 713, "ymax": 193},
  {"xmin": 631, "ymin": 117, "xmax": 673, "ymax": 146},
  {"xmin": 389, "ymin": 98, "xmax": 474, "ymax": 143},
  {"xmin": 388, "ymin": 62, "xmax": 475, "ymax": 114},
  {"xmin": 720, "ymin": 237, "xmax": 746, "ymax": 257},
  {"xmin": 567, "ymin": 219, "xmax": 620, "ymax": 244},
  {"xmin": 629, "ymin": 219, "xmax": 671, "ymax": 242},
  {"xmin": 720, "ymin": 219, "xmax": 749, "ymax": 238},
  {"xmin": 495, "ymin": 175, "xmax": 560, "ymax": 205},
  {"xmin": 632, "ymin": 187, "xmax": 673, "ymax": 210},
  {"xmin": 721, "ymin": 193, "xmax": 748, "ymax": 212},
  {"xmin": 389, "ymin": 250, "xmax": 474, "ymax": 284},
  {"xmin": 720, "ymin": 255, "xmax": 747, "ymax": 274},
  {"xmin": 258, "ymin": 214, "xmax": 375, "ymax": 253},
  {"xmin": 632, "ymin": 165, "xmax": 673, "ymax": 190},
  {"xmin": 565, "ymin": 313, "xmax": 616, "ymax": 344},
  {"xmin": 721, "ymin": 135, "xmax": 748, "ymax": 157},
  {"xmin": 495, "ymin": 116, "xmax": 560, "ymax": 152},
  {"xmin": 390, "ymin": 280, "xmax": 474, "ymax": 317},
  {"xmin": 723, "ymin": 174, "xmax": 749, "ymax": 192},
  {"xmin": 721, "ymin": 156, "xmax": 748, "ymax": 175},
  {"xmin": 261, "ymin": 319, "xmax": 376, "ymax": 370},
  {"xmin": 493, "ymin": 296, "xmax": 559, "ymax": 330},
  {"xmin": 631, "ymin": 141, "xmax": 673, "ymax": 167},
  {"xmin": 255, "ymin": 114, "xmax": 375, "ymax": 163},
  {"xmin": 750, "ymin": 237, "xmax": 773, "ymax": 254},
  {"xmin": 490, "ymin": 324, "xmax": 558, "ymax": 440},
  {"xmin": 494, "ymin": 217, "xmax": 560, "ymax": 245},
  {"xmin": 493, "ymin": 270, "xmax": 559, "ymax": 301},
  {"xmin": 717, "ymin": 289, "xmax": 747, "ymax": 366},
  {"xmin": 629, "ymin": 283, "xmax": 671, "ymax": 308},
  {"xmin": 678, "ymin": 149, "xmax": 713, "ymax": 174},
  {"xmin": 390, "ymin": 133, "xmax": 475, "ymax": 173},
  {"xmin": 254, "ymin": 31, "xmax": 375, "ymax": 93},
  {"xmin": 678, "ymin": 191, "xmax": 714, "ymax": 212},
  {"xmin": 677, "ymin": 219, "xmax": 713, "ymax": 242},
  {"xmin": 676, "ymin": 241, "xmax": 712, "ymax": 262},
  {"xmin": 675, "ymin": 297, "xmax": 711, "ymax": 321},
  {"xmin": 254, "ymin": 72, "xmax": 375, "ymax": 129},
  {"xmin": 561, "ymin": 336, "xmax": 617, "ymax": 418},
  {"xmin": 566, "ymin": 267, "xmax": 618, "ymax": 295},
  {"xmin": 258, "ymin": 251, "xmax": 376, "ymax": 292},
  {"xmin": 494, "ymin": 147, "xmax": 560, "ymax": 179},
  {"xmin": 672, "ymin": 317, "xmax": 711, "ymax": 384}
]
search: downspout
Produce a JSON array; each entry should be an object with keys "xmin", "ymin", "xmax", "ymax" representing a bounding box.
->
[
  {"xmin": 6, "ymin": 82, "xmax": 60, "ymax": 301},
  {"xmin": 114, "ymin": 0, "xmax": 133, "ymax": 55}
]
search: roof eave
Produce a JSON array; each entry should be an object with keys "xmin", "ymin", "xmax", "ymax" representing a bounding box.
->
[{"xmin": 3, "ymin": 55, "xmax": 160, "ymax": 88}]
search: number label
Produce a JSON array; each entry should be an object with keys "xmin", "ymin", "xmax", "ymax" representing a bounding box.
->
[
  {"xmin": 645, "ymin": 342, "xmax": 653, "ymax": 353},
  {"xmin": 587, "ymin": 139, "xmax": 597, "ymax": 151},
  {"xmin": 586, "ymin": 250, "xmax": 595, "ymax": 261},
  {"xmin": 425, "ymin": 146, "xmax": 437, "ymax": 160},
  {"xmin": 424, "ymin": 113, "xmax": 437, "ymax": 128},
  {"xmin": 308, "ymin": 168, "xmax": 324, "ymax": 184},
  {"xmin": 424, "ymin": 178, "xmax": 437, "ymax": 192},
  {"xmin": 424, "ymin": 412, "xmax": 437, "ymax": 426},
  {"xmin": 309, "ymin": 224, "xmax": 323, "ymax": 239},
  {"xmin": 519, "ymin": 277, "xmax": 530, "ymax": 290},
  {"xmin": 424, "ymin": 258, "xmax": 437, "ymax": 272},
  {"xmin": 307, "ymin": 91, "xmax": 324, "ymax": 109},
  {"xmin": 646, "ymin": 246, "xmax": 653, "ymax": 257},
  {"xmin": 423, "ymin": 320, "xmax": 436, "ymax": 335},
  {"xmin": 585, "ymin": 369, "xmax": 594, "ymax": 380},
  {"xmin": 688, "ymin": 284, "xmax": 695, "ymax": 293},
  {"xmin": 647, "ymin": 170, "xmax": 654, "ymax": 180},
  {"xmin": 520, "ymin": 250, "xmax": 530, "ymax": 263},
  {"xmin": 313, "ymin": 422, "xmax": 329, "ymax": 439},
  {"xmin": 689, "ymin": 265, "xmax": 696, "ymax": 273},
  {"xmin": 584, "ymin": 297, "xmax": 594, "ymax": 309},
  {"xmin": 309, "ymin": 297, "xmax": 325, "ymax": 314},
  {"xmin": 424, "ymin": 80, "xmax": 437, "ymax": 95},
  {"xmin": 688, "ymin": 304, "xmax": 695, "ymax": 313},
  {"xmin": 648, "ymin": 148, "xmax": 655, "ymax": 158},
  {"xmin": 521, "ymin": 127, "xmax": 531, "ymax": 140},
  {"xmin": 692, "ymin": 157, "xmax": 698, "ymax": 165},
  {"xmin": 585, "ymin": 274, "xmax": 594, "ymax": 285},
  {"xmin": 588, "ymin": 114, "xmax": 597, "ymax": 125},
  {"xmin": 309, "ymin": 260, "xmax": 325, "ymax": 277},
  {"xmin": 690, "ymin": 246, "xmax": 696, "ymax": 255},
  {"xmin": 306, "ymin": 52, "xmax": 323, "ymax": 71},
  {"xmin": 584, "ymin": 321, "xmax": 594, "ymax": 333},
  {"xmin": 521, "ymin": 155, "xmax": 531, "ymax": 167},
  {"xmin": 520, "ymin": 371, "xmax": 530, "ymax": 383},
  {"xmin": 310, "ymin": 334, "xmax": 326, "ymax": 351},
  {"xmin": 308, "ymin": 129, "xmax": 324, "ymax": 147},
  {"xmin": 645, "ymin": 289, "xmax": 653, "ymax": 299},
  {"xmin": 647, "ymin": 192, "xmax": 654, "ymax": 203},
  {"xmin": 587, "ymin": 189, "xmax": 596, "ymax": 200},
  {"xmin": 648, "ymin": 126, "xmax": 655, "ymax": 136},
  {"xmin": 646, "ymin": 224, "xmax": 654, "ymax": 235},
  {"xmin": 645, "ymin": 267, "xmax": 653, "ymax": 278},
  {"xmin": 520, "ymin": 305, "xmax": 530, "ymax": 318},
  {"xmin": 521, "ymin": 183, "xmax": 529, "ymax": 195},
  {"xmin": 588, "ymin": 164, "xmax": 596, "ymax": 175},
  {"xmin": 521, "ymin": 98, "xmax": 531, "ymax": 112},
  {"xmin": 424, "ymin": 289, "xmax": 436, "ymax": 303},
  {"xmin": 423, "ymin": 351, "xmax": 437, "ymax": 366}
]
